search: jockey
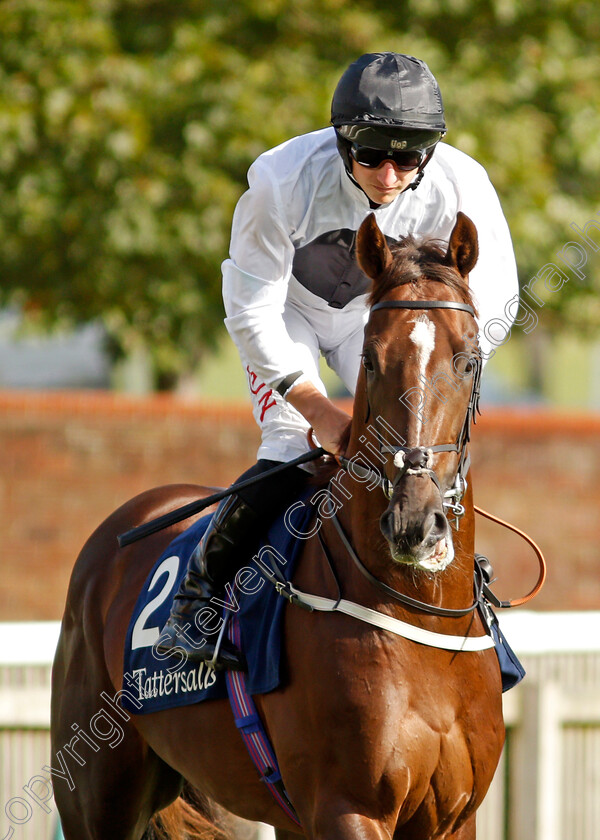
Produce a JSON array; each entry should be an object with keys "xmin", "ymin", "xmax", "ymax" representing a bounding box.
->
[{"xmin": 157, "ymin": 52, "xmax": 519, "ymax": 669}]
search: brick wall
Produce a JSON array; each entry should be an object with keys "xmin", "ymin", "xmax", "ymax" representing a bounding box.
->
[{"xmin": 1, "ymin": 390, "xmax": 598, "ymax": 620}]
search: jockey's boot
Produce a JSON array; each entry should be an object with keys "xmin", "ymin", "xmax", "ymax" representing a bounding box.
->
[{"xmin": 156, "ymin": 494, "xmax": 260, "ymax": 670}]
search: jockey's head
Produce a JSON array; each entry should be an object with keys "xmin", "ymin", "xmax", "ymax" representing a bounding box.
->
[{"xmin": 331, "ymin": 53, "xmax": 446, "ymax": 193}]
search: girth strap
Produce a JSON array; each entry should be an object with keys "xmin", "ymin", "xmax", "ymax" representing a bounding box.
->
[{"xmin": 225, "ymin": 616, "xmax": 301, "ymax": 826}]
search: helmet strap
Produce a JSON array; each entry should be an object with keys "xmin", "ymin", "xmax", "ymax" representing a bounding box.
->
[
  {"xmin": 408, "ymin": 142, "xmax": 439, "ymax": 191},
  {"xmin": 335, "ymin": 131, "xmax": 353, "ymax": 174},
  {"xmin": 407, "ymin": 170, "xmax": 425, "ymax": 191}
]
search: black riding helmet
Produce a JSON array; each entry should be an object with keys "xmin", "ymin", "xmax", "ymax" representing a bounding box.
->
[{"xmin": 331, "ymin": 53, "xmax": 446, "ymax": 186}]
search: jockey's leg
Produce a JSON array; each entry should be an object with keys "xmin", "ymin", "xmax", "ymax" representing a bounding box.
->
[
  {"xmin": 158, "ymin": 306, "xmax": 324, "ymax": 668},
  {"xmin": 156, "ymin": 459, "xmax": 308, "ymax": 669}
]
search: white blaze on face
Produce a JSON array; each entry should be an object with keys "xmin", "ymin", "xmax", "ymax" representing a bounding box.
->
[{"xmin": 409, "ymin": 316, "xmax": 436, "ymax": 442}]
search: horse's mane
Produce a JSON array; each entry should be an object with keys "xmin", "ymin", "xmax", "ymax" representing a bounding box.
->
[{"xmin": 367, "ymin": 235, "xmax": 477, "ymax": 315}]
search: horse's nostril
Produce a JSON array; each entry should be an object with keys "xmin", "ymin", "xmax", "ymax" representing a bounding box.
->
[
  {"xmin": 423, "ymin": 510, "xmax": 448, "ymax": 546},
  {"xmin": 380, "ymin": 509, "xmax": 397, "ymax": 541},
  {"xmin": 380, "ymin": 504, "xmax": 448, "ymax": 553},
  {"xmin": 433, "ymin": 511, "xmax": 447, "ymax": 534}
]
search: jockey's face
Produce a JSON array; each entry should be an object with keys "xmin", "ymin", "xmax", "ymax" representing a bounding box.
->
[{"xmin": 351, "ymin": 158, "xmax": 418, "ymax": 204}]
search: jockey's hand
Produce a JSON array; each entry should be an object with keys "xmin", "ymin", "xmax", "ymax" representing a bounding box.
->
[{"xmin": 285, "ymin": 381, "xmax": 352, "ymax": 456}]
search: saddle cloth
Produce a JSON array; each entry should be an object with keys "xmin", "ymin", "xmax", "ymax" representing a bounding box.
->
[{"xmin": 121, "ymin": 498, "xmax": 314, "ymax": 715}]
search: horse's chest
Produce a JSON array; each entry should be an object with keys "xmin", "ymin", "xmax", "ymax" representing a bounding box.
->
[
  {"xmin": 392, "ymin": 691, "xmax": 503, "ymax": 831},
  {"xmin": 349, "ymin": 660, "xmax": 502, "ymax": 810}
]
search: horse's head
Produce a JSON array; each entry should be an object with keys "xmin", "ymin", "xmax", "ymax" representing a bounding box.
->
[{"xmin": 355, "ymin": 212, "xmax": 481, "ymax": 573}]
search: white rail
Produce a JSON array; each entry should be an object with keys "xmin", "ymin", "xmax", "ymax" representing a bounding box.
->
[{"xmin": 2, "ymin": 615, "xmax": 600, "ymax": 840}]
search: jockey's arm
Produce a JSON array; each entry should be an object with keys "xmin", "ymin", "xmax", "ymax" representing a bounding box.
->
[
  {"xmin": 284, "ymin": 380, "xmax": 351, "ymax": 457},
  {"xmin": 449, "ymin": 150, "xmax": 520, "ymax": 362},
  {"xmin": 223, "ymin": 157, "xmax": 352, "ymax": 458}
]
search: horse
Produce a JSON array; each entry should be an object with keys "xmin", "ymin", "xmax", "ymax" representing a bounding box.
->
[{"xmin": 50, "ymin": 211, "xmax": 504, "ymax": 840}]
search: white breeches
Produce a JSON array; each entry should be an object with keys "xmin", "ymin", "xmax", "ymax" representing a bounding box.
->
[{"xmin": 242, "ymin": 293, "xmax": 368, "ymax": 463}]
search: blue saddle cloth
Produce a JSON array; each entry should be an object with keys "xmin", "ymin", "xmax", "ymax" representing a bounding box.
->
[{"xmin": 121, "ymin": 500, "xmax": 314, "ymax": 715}]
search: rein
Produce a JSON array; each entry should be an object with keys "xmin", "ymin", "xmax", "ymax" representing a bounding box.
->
[
  {"xmin": 473, "ymin": 505, "xmax": 547, "ymax": 608},
  {"xmin": 325, "ymin": 497, "xmax": 485, "ymax": 617}
]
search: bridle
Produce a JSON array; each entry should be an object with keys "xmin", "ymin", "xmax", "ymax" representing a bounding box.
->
[{"xmin": 339, "ymin": 297, "xmax": 482, "ymax": 527}]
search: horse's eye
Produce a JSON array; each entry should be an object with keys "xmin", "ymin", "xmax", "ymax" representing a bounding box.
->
[
  {"xmin": 463, "ymin": 355, "xmax": 480, "ymax": 374},
  {"xmin": 361, "ymin": 352, "xmax": 375, "ymax": 374}
]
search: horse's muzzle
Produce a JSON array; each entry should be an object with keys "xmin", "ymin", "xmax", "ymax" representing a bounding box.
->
[{"xmin": 380, "ymin": 503, "xmax": 454, "ymax": 572}]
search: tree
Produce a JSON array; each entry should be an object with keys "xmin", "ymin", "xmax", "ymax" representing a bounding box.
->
[
  {"xmin": 1, "ymin": 0, "xmax": 599, "ymax": 389},
  {"xmin": 395, "ymin": 0, "xmax": 600, "ymax": 334},
  {"xmin": 0, "ymin": 0, "xmax": 385, "ymax": 387}
]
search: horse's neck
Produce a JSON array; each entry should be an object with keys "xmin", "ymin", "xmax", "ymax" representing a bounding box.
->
[{"xmin": 338, "ymin": 405, "xmax": 390, "ymax": 557}]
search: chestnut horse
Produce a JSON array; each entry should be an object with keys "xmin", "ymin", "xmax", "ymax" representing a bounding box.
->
[{"xmin": 51, "ymin": 212, "xmax": 504, "ymax": 840}]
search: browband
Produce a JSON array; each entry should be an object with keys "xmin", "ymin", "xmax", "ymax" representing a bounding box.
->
[{"xmin": 370, "ymin": 300, "xmax": 476, "ymax": 317}]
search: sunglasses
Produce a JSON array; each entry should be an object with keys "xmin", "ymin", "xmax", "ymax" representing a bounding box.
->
[{"xmin": 350, "ymin": 144, "xmax": 427, "ymax": 171}]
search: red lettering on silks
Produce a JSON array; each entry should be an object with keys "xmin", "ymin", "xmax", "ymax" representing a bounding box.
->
[
  {"xmin": 246, "ymin": 365, "xmax": 265, "ymax": 395},
  {"xmin": 258, "ymin": 390, "xmax": 277, "ymax": 422},
  {"xmin": 250, "ymin": 380, "xmax": 265, "ymax": 396},
  {"xmin": 246, "ymin": 366, "xmax": 277, "ymax": 422}
]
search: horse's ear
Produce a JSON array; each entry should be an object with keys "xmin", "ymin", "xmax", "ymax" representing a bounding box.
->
[
  {"xmin": 356, "ymin": 213, "xmax": 393, "ymax": 280},
  {"xmin": 445, "ymin": 212, "xmax": 479, "ymax": 278}
]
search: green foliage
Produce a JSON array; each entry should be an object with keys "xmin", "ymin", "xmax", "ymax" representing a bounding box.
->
[
  {"xmin": 1, "ymin": 0, "xmax": 599, "ymax": 388},
  {"xmin": 395, "ymin": 0, "xmax": 600, "ymax": 333}
]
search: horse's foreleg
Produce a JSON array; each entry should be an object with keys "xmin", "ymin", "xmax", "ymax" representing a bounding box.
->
[
  {"xmin": 278, "ymin": 807, "xmax": 476, "ymax": 840},
  {"xmin": 298, "ymin": 810, "xmax": 392, "ymax": 840},
  {"xmin": 447, "ymin": 813, "xmax": 476, "ymax": 840}
]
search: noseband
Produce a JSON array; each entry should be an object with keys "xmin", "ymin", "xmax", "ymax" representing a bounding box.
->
[{"xmin": 341, "ymin": 298, "xmax": 482, "ymax": 527}]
